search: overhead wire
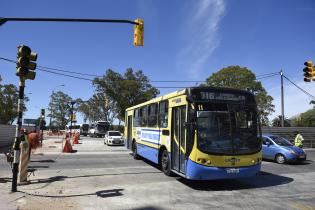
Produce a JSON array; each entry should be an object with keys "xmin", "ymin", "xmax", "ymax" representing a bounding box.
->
[
  {"xmin": 0, "ymin": 56, "xmax": 280, "ymax": 87},
  {"xmin": 282, "ymin": 75, "xmax": 315, "ymax": 100}
]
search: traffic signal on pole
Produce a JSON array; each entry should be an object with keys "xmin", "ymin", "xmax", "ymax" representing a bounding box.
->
[
  {"xmin": 303, "ymin": 61, "xmax": 314, "ymax": 82},
  {"xmin": 41, "ymin": 109, "xmax": 45, "ymax": 119},
  {"xmin": 134, "ymin": 18, "xmax": 144, "ymax": 46},
  {"xmin": 16, "ymin": 45, "xmax": 37, "ymax": 80}
]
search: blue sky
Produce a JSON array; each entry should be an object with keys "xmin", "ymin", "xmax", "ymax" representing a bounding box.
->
[{"xmin": 0, "ymin": 0, "xmax": 315, "ymax": 124}]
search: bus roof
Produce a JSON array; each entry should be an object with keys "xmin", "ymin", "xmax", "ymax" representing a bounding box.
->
[{"xmin": 126, "ymin": 86, "xmax": 255, "ymax": 111}]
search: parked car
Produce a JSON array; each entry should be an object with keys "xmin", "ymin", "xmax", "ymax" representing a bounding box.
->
[
  {"xmin": 104, "ymin": 131, "xmax": 124, "ymax": 145},
  {"xmin": 262, "ymin": 134, "xmax": 307, "ymax": 164}
]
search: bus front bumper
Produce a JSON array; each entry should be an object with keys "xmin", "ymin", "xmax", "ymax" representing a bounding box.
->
[{"xmin": 186, "ymin": 160, "xmax": 261, "ymax": 180}]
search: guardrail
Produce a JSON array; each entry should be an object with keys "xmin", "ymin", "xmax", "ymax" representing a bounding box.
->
[{"xmin": 262, "ymin": 127, "xmax": 315, "ymax": 148}]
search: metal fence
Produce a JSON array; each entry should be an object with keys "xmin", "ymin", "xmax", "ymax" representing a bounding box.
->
[
  {"xmin": 262, "ymin": 127, "xmax": 315, "ymax": 148},
  {"xmin": 0, "ymin": 124, "xmax": 16, "ymax": 148}
]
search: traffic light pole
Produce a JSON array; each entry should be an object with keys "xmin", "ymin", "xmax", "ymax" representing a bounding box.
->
[{"xmin": 11, "ymin": 80, "xmax": 25, "ymax": 192}]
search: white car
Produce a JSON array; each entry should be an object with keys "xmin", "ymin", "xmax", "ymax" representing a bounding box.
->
[{"xmin": 104, "ymin": 131, "xmax": 124, "ymax": 145}]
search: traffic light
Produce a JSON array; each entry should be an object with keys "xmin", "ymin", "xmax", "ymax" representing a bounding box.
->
[
  {"xmin": 134, "ymin": 18, "xmax": 144, "ymax": 46},
  {"xmin": 16, "ymin": 45, "xmax": 37, "ymax": 80},
  {"xmin": 41, "ymin": 109, "xmax": 45, "ymax": 119},
  {"xmin": 303, "ymin": 61, "xmax": 314, "ymax": 82}
]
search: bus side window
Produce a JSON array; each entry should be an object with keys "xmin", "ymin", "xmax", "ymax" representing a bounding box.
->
[
  {"xmin": 140, "ymin": 106, "xmax": 148, "ymax": 127},
  {"xmin": 159, "ymin": 101, "xmax": 168, "ymax": 128},
  {"xmin": 133, "ymin": 109, "xmax": 139, "ymax": 127},
  {"xmin": 148, "ymin": 103, "xmax": 157, "ymax": 127}
]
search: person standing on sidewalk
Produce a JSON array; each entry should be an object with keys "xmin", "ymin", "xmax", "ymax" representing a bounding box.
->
[{"xmin": 294, "ymin": 131, "xmax": 304, "ymax": 148}]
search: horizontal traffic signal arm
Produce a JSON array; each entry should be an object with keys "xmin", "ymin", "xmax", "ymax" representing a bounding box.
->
[{"xmin": 0, "ymin": 17, "xmax": 140, "ymax": 26}]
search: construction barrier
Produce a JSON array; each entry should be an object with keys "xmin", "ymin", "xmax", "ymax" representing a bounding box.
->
[
  {"xmin": 28, "ymin": 132, "xmax": 40, "ymax": 149},
  {"xmin": 18, "ymin": 140, "xmax": 29, "ymax": 183},
  {"xmin": 63, "ymin": 137, "xmax": 73, "ymax": 153}
]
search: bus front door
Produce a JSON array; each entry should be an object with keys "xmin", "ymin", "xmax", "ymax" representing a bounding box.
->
[
  {"xmin": 171, "ymin": 106, "xmax": 186, "ymax": 174},
  {"xmin": 127, "ymin": 116, "xmax": 132, "ymax": 149}
]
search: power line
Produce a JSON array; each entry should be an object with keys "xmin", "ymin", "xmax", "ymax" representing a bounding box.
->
[
  {"xmin": 0, "ymin": 56, "xmax": 280, "ymax": 85},
  {"xmin": 283, "ymin": 74, "xmax": 315, "ymax": 99},
  {"xmin": 37, "ymin": 67, "xmax": 94, "ymax": 81}
]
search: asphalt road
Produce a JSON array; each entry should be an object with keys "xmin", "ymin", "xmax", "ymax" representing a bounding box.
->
[{"xmin": 1, "ymin": 136, "xmax": 315, "ymax": 210}]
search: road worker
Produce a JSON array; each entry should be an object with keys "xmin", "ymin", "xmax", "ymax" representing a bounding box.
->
[{"xmin": 294, "ymin": 131, "xmax": 304, "ymax": 148}]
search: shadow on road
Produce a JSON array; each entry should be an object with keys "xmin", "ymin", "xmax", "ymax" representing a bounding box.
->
[
  {"xmin": 30, "ymin": 159, "xmax": 55, "ymax": 163},
  {"xmin": 177, "ymin": 171, "xmax": 294, "ymax": 191},
  {"xmin": 0, "ymin": 177, "xmax": 12, "ymax": 183},
  {"xmin": 28, "ymin": 165, "xmax": 50, "ymax": 169},
  {"xmin": 17, "ymin": 188, "xmax": 124, "ymax": 198}
]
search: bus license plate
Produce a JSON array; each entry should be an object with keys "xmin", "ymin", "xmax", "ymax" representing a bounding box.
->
[{"xmin": 226, "ymin": 168, "xmax": 240, "ymax": 174}]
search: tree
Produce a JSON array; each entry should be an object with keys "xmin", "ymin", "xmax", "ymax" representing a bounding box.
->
[
  {"xmin": 291, "ymin": 109, "xmax": 315, "ymax": 127},
  {"xmin": 205, "ymin": 66, "xmax": 275, "ymax": 124},
  {"xmin": 93, "ymin": 68, "xmax": 160, "ymax": 122},
  {"xmin": 0, "ymin": 75, "xmax": 29, "ymax": 124},
  {"xmin": 271, "ymin": 115, "xmax": 291, "ymax": 127},
  {"xmin": 47, "ymin": 91, "xmax": 74, "ymax": 128},
  {"xmin": 77, "ymin": 93, "xmax": 117, "ymax": 124}
]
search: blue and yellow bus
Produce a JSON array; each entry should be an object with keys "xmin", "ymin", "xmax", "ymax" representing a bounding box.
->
[{"xmin": 125, "ymin": 87, "xmax": 262, "ymax": 180}]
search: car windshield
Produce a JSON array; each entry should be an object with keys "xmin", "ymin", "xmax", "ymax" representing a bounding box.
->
[
  {"xmin": 197, "ymin": 103, "xmax": 260, "ymax": 155},
  {"xmin": 109, "ymin": 131, "xmax": 121, "ymax": 136},
  {"xmin": 269, "ymin": 136, "xmax": 292, "ymax": 146}
]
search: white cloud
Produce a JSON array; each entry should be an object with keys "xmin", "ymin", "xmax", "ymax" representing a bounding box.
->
[
  {"xmin": 178, "ymin": 0, "xmax": 226, "ymax": 77},
  {"xmin": 267, "ymin": 80, "xmax": 315, "ymax": 120}
]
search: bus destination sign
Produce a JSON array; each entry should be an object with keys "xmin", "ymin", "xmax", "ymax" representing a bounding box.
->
[{"xmin": 200, "ymin": 92, "xmax": 246, "ymax": 102}]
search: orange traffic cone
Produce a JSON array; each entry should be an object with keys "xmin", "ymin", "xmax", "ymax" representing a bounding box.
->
[
  {"xmin": 73, "ymin": 134, "xmax": 79, "ymax": 144},
  {"xmin": 63, "ymin": 138, "xmax": 73, "ymax": 153}
]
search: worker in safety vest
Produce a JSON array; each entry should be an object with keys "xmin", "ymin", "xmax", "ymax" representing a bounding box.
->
[{"xmin": 294, "ymin": 131, "xmax": 304, "ymax": 148}]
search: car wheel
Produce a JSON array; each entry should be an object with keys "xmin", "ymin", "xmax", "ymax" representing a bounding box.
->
[
  {"xmin": 275, "ymin": 154, "xmax": 286, "ymax": 164},
  {"xmin": 161, "ymin": 149, "xmax": 172, "ymax": 176},
  {"xmin": 132, "ymin": 142, "xmax": 140, "ymax": 160}
]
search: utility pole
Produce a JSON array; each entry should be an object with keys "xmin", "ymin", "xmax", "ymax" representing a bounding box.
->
[
  {"xmin": 280, "ymin": 70, "xmax": 285, "ymax": 127},
  {"xmin": 70, "ymin": 101, "xmax": 76, "ymax": 139}
]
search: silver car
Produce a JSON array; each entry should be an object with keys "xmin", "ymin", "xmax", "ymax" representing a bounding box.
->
[{"xmin": 104, "ymin": 131, "xmax": 124, "ymax": 145}]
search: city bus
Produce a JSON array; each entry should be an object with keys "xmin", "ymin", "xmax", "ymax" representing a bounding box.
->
[{"xmin": 124, "ymin": 87, "xmax": 262, "ymax": 180}]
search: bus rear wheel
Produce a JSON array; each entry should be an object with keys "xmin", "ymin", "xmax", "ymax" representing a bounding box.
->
[
  {"xmin": 161, "ymin": 149, "xmax": 171, "ymax": 176},
  {"xmin": 132, "ymin": 142, "xmax": 140, "ymax": 160}
]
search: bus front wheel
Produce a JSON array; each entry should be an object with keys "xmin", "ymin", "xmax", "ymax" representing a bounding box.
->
[
  {"xmin": 132, "ymin": 142, "xmax": 140, "ymax": 160},
  {"xmin": 161, "ymin": 149, "xmax": 171, "ymax": 176}
]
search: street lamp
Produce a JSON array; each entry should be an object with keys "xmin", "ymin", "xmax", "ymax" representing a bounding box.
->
[{"xmin": 49, "ymin": 84, "xmax": 65, "ymax": 131}]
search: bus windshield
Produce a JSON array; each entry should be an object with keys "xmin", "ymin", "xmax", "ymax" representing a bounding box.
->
[
  {"xmin": 196, "ymin": 104, "xmax": 260, "ymax": 155},
  {"xmin": 96, "ymin": 122, "xmax": 109, "ymax": 132}
]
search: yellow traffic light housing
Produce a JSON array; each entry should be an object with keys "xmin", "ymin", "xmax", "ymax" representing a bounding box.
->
[
  {"xmin": 303, "ymin": 61, "xmax": 314, "ymax": 82},
  {"xmin": 16, "ymin": 45, "xmax": 37, "ymax": 80},
  {"xmin": 134, "ymin": 18, "xmax": 144, "ymax": 46}
]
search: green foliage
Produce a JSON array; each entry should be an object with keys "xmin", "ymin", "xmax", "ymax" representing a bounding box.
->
[
  {"xmin": 93, "ymin": 68, "xmax": 159, "ymax": 121},
  {"xmin": 271, "ymin": 115, "xmax": 291, "ymax": 127},
  {"xmin": 205, "ymin": 66, "xmax": 275, "ymax": 124},
  {"xmin": 77, "ymin": 93, "xmax": 117, "ymax": 124},
  {"xmin": 291, "ymin": 109, "xmax": 315, "ymax": 127},
  {"xmin": 47, "ymin": 91, "xmax": 75, "ymax": 128},
  {"xmin": 0, "ymin": 75, "xmax": 28, "ymax": 124}
]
